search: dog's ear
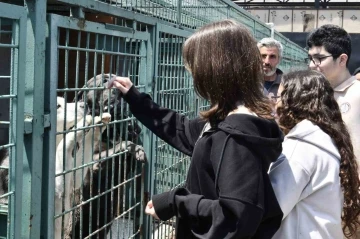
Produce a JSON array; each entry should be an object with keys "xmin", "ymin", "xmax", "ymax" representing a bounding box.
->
[
  {"xmin": 73, "ymin": 76, "xmax": 97, "ymax": 103},
  {"xmin": 73, "ymin": 86, "xmax": 87, "ymax": 103},
  {"xmin": 73, "ymin": 75, "xmax": 101, "ymax": 103},
  {"xmin": 76, "ymin": 73, "xmax": 124, "ymax": 116}
]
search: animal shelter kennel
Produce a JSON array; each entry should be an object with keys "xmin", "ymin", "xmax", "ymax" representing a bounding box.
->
[{"xmin": 0, "ymin": 0, "xmax": 308, "ymax": 238}]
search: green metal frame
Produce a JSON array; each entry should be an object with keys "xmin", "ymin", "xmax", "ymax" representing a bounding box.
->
[
  {"xmin": 46, "ymin": 13, "xmax": 151, "ymax": 239},
  {"xmin": 53, "ymin": 0, "xmax": 308, "ymax": 71},
  {"xmin": 22, "ymin": 1, "xmax": 48, "ymax": 238},
  {"xmin": 145, "ymin": 22, "xmax": 196, "ymax": 239},
  {"xmin": 0, "ymin": 2, "xmax": 26, "ymax": 239},
  {"xmin": 0, "ymin": 0, "xmax": 308, "ymax": 238}
]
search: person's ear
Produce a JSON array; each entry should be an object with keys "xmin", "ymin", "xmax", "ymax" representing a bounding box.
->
[{"xmin": 338, "ymin": 53, "xmax": 348, "ymax": 67}]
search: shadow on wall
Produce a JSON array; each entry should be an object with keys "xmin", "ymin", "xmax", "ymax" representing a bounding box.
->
[{"xmin": 281, "ymin": 32, "xmax": 360, "ymax": 75}]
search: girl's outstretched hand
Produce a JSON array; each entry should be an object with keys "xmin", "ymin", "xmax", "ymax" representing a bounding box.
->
[
  {"xmin": 108, "ymin": 76, "xmax": 133, "ymax": 95},
  {"xmin": 145, "ymin": 200, "xmax": 159, "ymax": 220}
]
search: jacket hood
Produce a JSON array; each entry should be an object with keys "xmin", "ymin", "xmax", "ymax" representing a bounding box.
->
[
  {"xmin": 286, "ymin": 119, "xmax": 340, "ymax": 160},
  {"xmin": 214, "ymin": 114, "xmax": 284, "ymax": 164}
]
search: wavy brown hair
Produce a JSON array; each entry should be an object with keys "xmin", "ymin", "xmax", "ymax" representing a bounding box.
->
[
  {"xmin": 182, "ymin": 19, "xmax": 273, "ymax": 125},
  {"xmin": 277, "ymin": 70, "xmax": 360, "ymax": 238}
]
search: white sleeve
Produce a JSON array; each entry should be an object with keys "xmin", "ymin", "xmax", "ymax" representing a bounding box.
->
[{"xmin": 268, "ymin": 142, "xmax": 312, "ymax": 220}]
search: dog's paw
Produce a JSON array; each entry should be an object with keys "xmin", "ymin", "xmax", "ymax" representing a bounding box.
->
[
  {"xmin": 92, "ymin": 162, "xmax": 101, "ymax": 171},
  {"xmin": 132, "ymin": 145, "xmax": 147, "ymax": 162},
  {"xmin": 94, "ymin": 116, "xmax": 102, "ymax": 125},
  {"xmin": 93, "ymin": 113, "xmax": 111, "ymax": 125},
  {"xmin": 101, "ymin": 113, "xmax": 111, "ymax": 124},
  {"xmin": 55, "ymin": 177, "xmax": 64, "ymax": 198},
  {"xmin": 85, "ymin": 115, "xmax": 93, "ymax": 126}
]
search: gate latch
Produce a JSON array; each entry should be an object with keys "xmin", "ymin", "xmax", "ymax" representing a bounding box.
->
[
  {"xmin": 24, "ymin": 114, "xmax": 51, "ymax": 134},
  {"xmin": 43, "ymin": 114, "xmax": 51, "ymax": 128}
]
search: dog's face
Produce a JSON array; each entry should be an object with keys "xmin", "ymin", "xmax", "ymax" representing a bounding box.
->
[
  {"xmin": 75, "ymin": 74, "xmax": 141, "ymax": 142},
  {"xmin": 57, "ymin": 97, "xmax": 85, "ymax": 132},
  {"xmin": 78, "ymin": 74, "xmax": 121, "ymax": 117}
]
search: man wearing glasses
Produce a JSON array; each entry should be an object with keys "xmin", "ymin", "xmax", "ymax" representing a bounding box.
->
[
  {"xmin": 307, "ymin": 24, "xmax": 360, "ymax": 184},
  {"xmin": 257, "ymin": 38, "xmax": 283, "ymax": 101}
]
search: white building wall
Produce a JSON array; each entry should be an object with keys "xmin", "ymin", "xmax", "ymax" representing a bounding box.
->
[{"xmin": 247, "ymin": 9, "xmax": 360, "ymax": 33}]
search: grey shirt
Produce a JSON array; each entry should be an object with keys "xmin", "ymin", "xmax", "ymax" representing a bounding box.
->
[{"xmin": 263, "ymin": 68, "xmax": 283, "ymax": 100}]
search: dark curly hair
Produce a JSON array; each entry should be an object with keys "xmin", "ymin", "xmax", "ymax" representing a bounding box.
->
[
  {"xmin": 277, "ymin": 70, "xmax": 360, "ymax": 237},
  {"xmin": 183, "ymin": 19, "xmax": 273, "ymax": 126},
  {"xmin": 307, "ymin": 24, "xmax": 351, "ymax": 66}
]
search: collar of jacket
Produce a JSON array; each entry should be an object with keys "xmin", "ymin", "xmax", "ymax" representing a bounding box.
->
[{"xmin": 334, "ymin": 76, "xmax": 357, "ymax": 92}]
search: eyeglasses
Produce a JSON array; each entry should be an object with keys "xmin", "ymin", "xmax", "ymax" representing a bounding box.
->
[{"xmin": 307, "ymin": 55, "xmax": 333, "ymax": 66}]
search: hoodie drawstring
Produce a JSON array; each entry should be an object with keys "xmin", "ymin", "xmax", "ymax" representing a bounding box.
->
[{"xmin": 215, "ymin": 134, "xmax": 231, "ymax": 196}]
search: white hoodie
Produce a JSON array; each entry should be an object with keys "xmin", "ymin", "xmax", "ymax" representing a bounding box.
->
[{"xmin": 269, "ymin": 119, "xmax": 343, "ymax": 239}]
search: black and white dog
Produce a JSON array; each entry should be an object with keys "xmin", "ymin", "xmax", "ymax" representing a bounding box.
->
[
  {"xmin": 55, "ymin": 112, "xmax": 112, "ymax": 239},
  {"xmin": 0, "ymin": 97, "xmax": 108, "ymax": 239},
  {"xmin": 64, "ymin": 73, "xmax": 146, "ymax": 238},
  {"xmin": 0, "ymin": 74, "xmax": 146, "ymax": 238},
  {"xmin": 0, "ymin": 97, "xmax": 86, "ymax": 206},
  {"xmin": 75, "ymin": 73, "xmax": 142, "ymax": 144}
]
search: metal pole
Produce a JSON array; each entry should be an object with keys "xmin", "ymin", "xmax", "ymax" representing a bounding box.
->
[
  {"xmin": 23, "ymin": 0, "xmax": 47, "ymax": 238},
  {"xmin": 266, "ymin": 22, "xmax": 275, "ymax": 38},
  {"xmin": 315, "ymin": 0, "xmax": 320, "ymax": 9},
  {"xmin": 177, "ymin": 0, "xmax": 182, "ymax": 27}
]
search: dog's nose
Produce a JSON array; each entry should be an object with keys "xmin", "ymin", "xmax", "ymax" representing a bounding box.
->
[
  {"xmin": 128, "ymin": 122, "xmax": 141, "ymax": 135},
  {"xmin": 134, "ymin": 124, "xmax": 141, "ymax": 134}
]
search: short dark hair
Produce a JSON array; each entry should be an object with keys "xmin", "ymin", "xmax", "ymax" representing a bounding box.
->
[
  {"xmin": 306, "ymin": 24, "xmax": 351, "ymax": 66},
  {"xmin": 183, "ymin": 19, "xmax": 273, "ymax": 125}
]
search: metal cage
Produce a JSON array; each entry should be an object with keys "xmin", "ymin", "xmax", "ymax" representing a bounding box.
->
[{"xmin": 0, "ymin": 0, "xmax": 308, "ymax": 238}]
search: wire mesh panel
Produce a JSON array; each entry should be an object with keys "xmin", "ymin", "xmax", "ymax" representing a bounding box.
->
[
  {"xmin": 153, "ymin": 33, "xmax": 194, "ymax": 194},
  {"xmin": 228, "ymin": 7, "xmax": 255, "ymax": 32},
  {"xmin": 254, "ymin": 21, "xmax": 271, "ymax": 40},
  {"xmin": 0, "ymin": 3, "xmax": 26, "ymax": 239},
  {"xmin": 101, "ymin": 0, "xmax": 180, "ymax": 24},
  {"xmin": 55, "ymin": 0, "xmax": 309, "ymax": 74},
  {"xmin": 0, "ymin": 1, "xmax": 309, "ymax": 238},
  {"xmin": 56, "ymin": 0, "xmax": 265, "ymax": 31},
  {"xmin": 47, "ymin": 14, "xmax": 150, "ymax": 239},
  {"xmin": 274, "ymin": 32, "xmax": 308, "ymax": 72},
  {"xmin": 146, "ymin": 24, "xmax": 203, "ymax": 239},
  {"xmin": 54, "ymin": 0, "xmax": 308, "ymax": 73},
  {"xmin": 180, "ymin": 0, "xmax": 227, "ymax": 28}
]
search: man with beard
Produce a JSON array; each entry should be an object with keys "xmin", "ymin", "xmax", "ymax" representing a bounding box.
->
[{"xmin": 257, "ymin": 38, "xmax": 283, "ymax": 100}]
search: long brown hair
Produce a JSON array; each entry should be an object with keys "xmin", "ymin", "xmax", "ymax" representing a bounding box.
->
[
  {"xmin": 182, "ymin": 19, "xmax": 273, "ymax": 125},
  {"xmin": 277, "ymin": 70, "xmax": 360, "ymax": 237}
]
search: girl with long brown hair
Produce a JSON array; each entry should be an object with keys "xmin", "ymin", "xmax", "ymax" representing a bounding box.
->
[
  {"xmin": 110, "ymin": 19, "xmax": 284, "ymax": 238},
  {"xmin": 270, "ymin": 70, "xmax": 360, "ymax": 238}
]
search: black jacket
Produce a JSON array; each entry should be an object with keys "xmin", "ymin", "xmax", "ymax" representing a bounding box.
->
[{"xmin": 123, "ymin": 86, "xmax": 284, "ymax": 239}]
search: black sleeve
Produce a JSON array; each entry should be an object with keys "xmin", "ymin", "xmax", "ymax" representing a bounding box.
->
[
  {"xmin": 152, "ymin": 137, "xmax": 265, "ymax": 238},
  {"xmin": 123, "ymin": 86, "xmax": 205, "ymax": 156}
]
